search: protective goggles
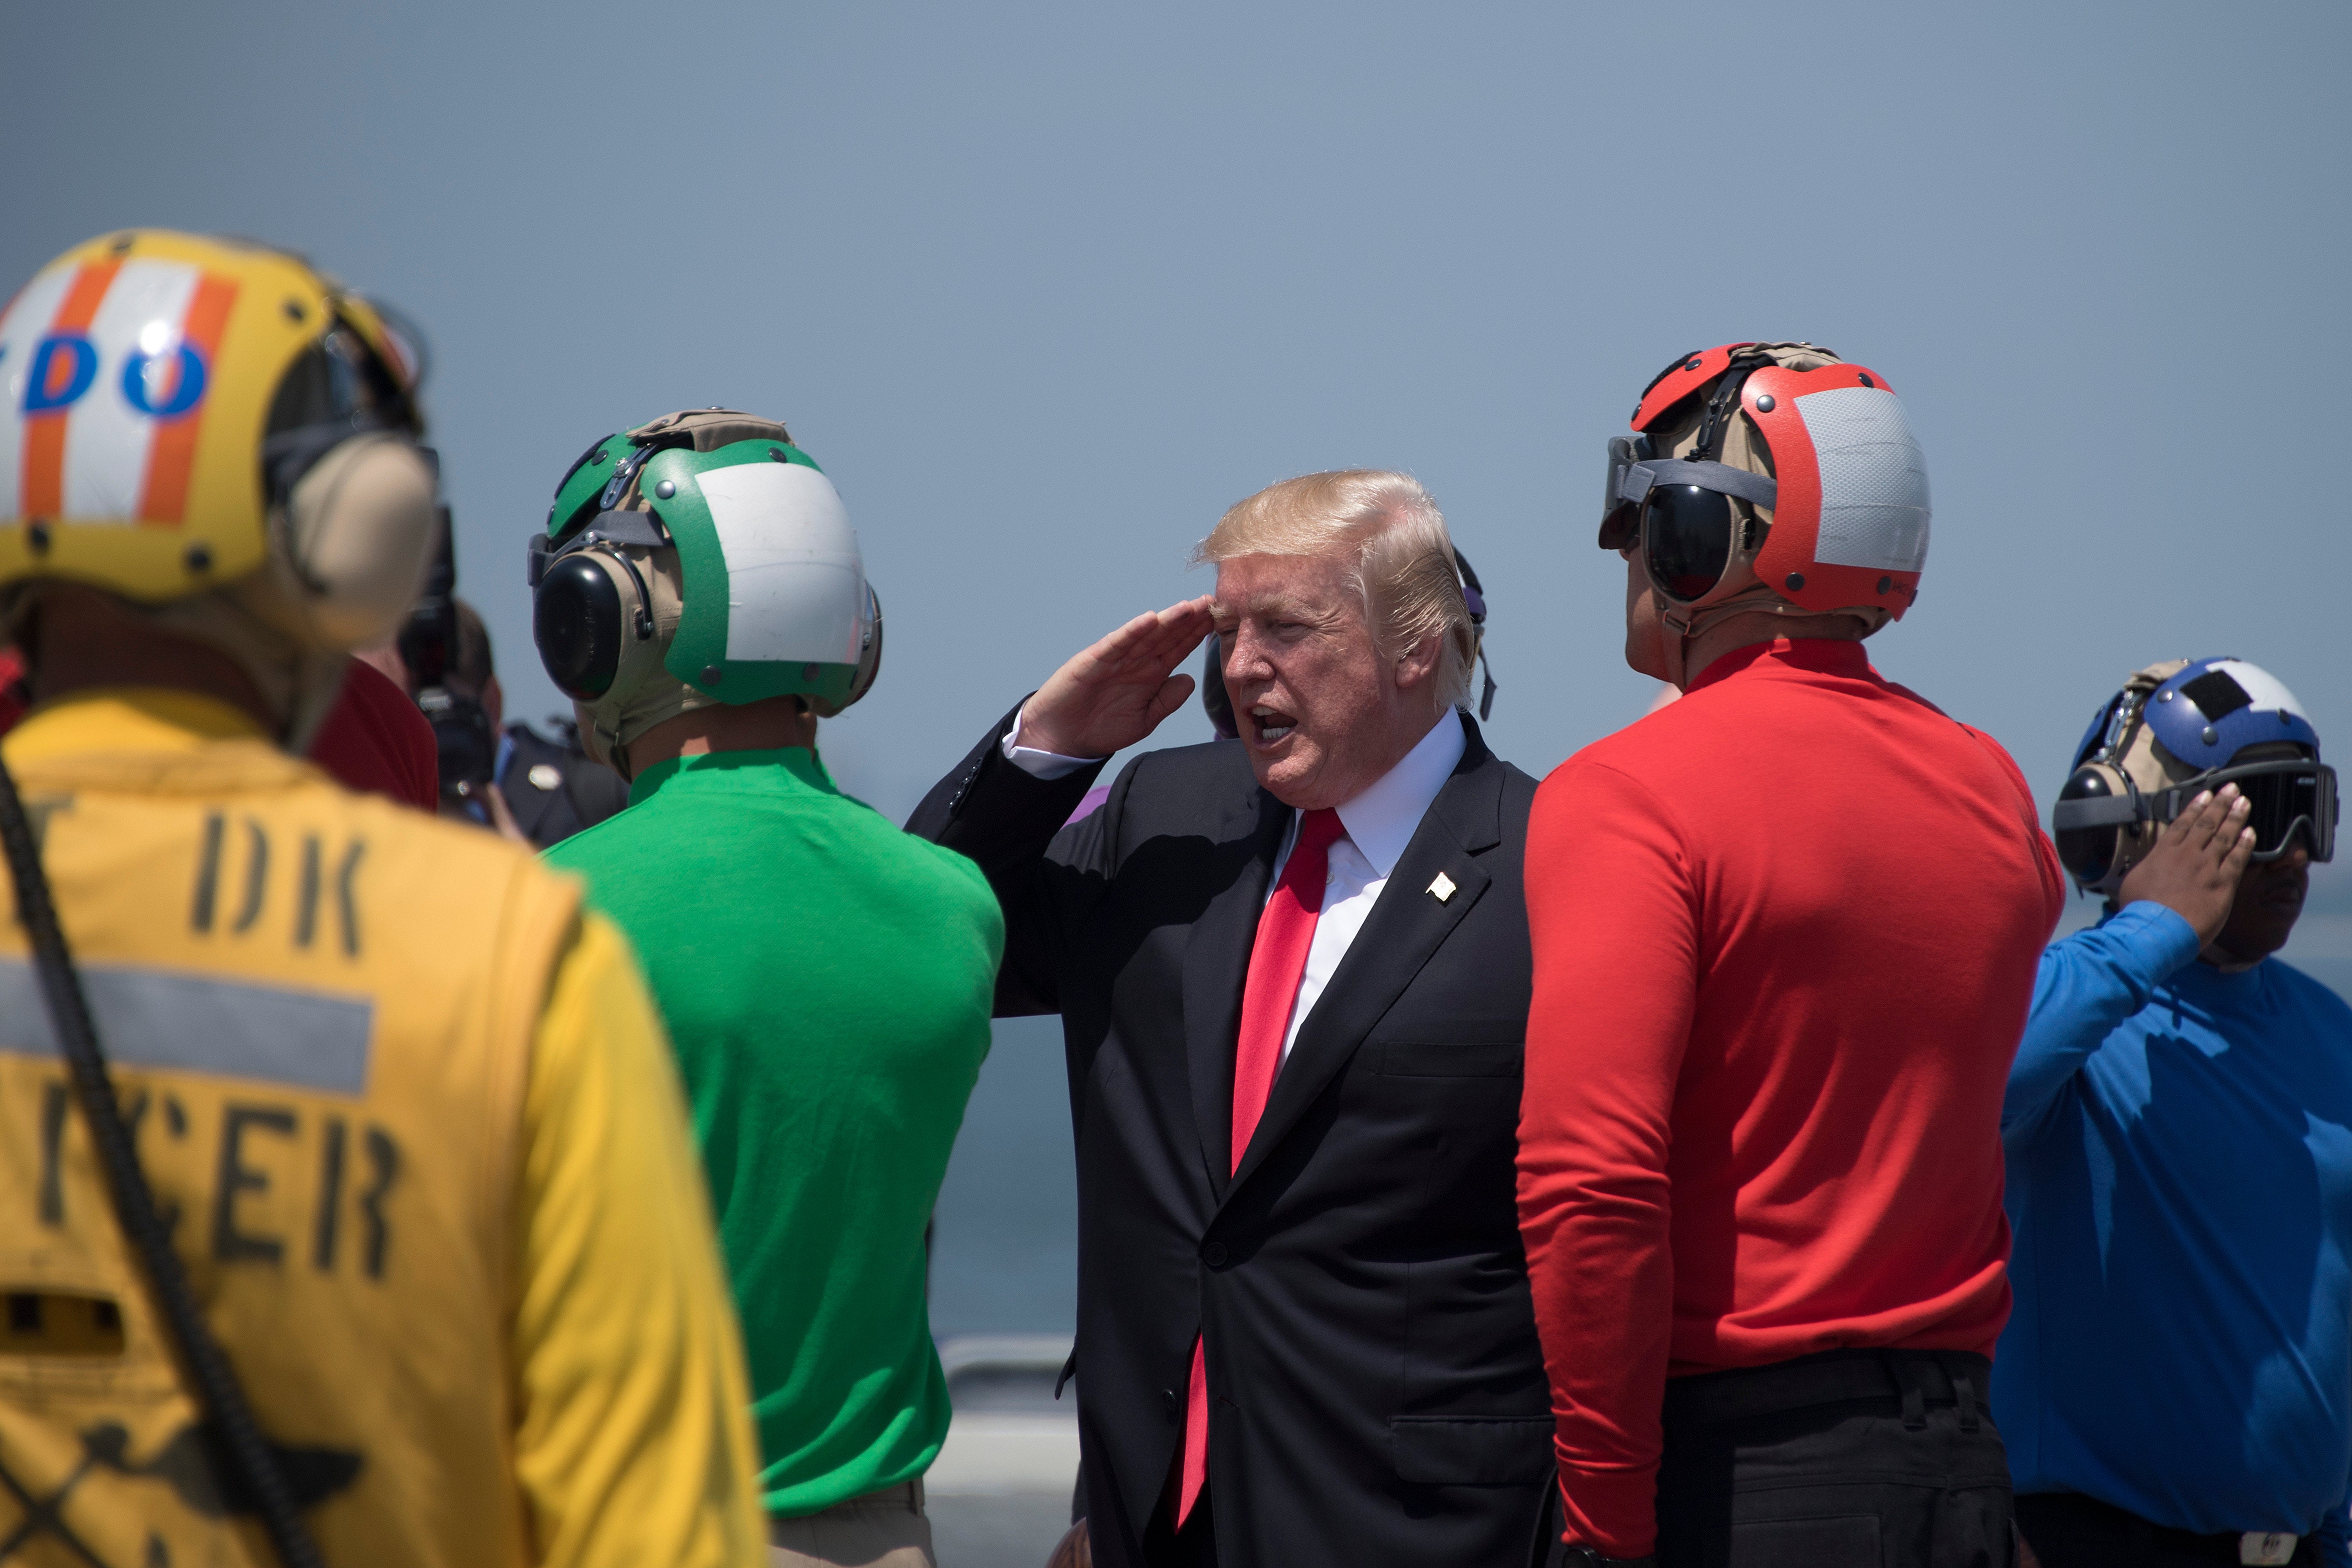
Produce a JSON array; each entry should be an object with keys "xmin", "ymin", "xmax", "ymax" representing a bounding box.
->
[
  {"xmin": 1598, "ymin": 435, "xmax": 1780, "ymax": 604},
  {"xmin": 2054, "ymin": 757, "xmax": 2338, "ymax": 863}
]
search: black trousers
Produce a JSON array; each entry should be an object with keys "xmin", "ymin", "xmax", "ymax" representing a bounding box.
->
[
  {"xmin": 2017, "ymin": 1492, "xmax": 2318, "ymax": 1566},
  {"xmin": 1540, "ymin": 1349, "xmax": 2015, "ymax": 1568}
]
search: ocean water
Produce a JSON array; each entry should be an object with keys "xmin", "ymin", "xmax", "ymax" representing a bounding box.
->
[
  {"xmin": 928, "ymin": 1016, "xmax": 1080, "ymax": 1567},
  {"xmin": 933, "ymin": 1015, "xmax": 1077, "ymax": 1340}
]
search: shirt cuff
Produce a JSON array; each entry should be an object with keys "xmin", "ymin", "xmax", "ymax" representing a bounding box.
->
[
  {"xmin": 1001, "ymin": 708, "xmax": 1105, "ymax": 781},
  {"xmin": 2108, "ymin": 899, "xmax": 2207, "ymax": 984}
]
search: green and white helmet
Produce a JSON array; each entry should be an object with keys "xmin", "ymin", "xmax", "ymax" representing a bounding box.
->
[{"xmin": 528, "ymin": 408, "xmax": 881, "ymax": 774}]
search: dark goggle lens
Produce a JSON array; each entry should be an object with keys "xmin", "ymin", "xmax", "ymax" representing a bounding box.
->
[
  {"xmin": 1642, "ymin": 484, "xmax": 1734, "ymax": 602},
  {"xmin": 2238, "ymin": 766, "xmax": 2336, "ymax": 860},
  {"xmin": 533, "ymin": 553, "xmax": 626, "ymax": 700}
]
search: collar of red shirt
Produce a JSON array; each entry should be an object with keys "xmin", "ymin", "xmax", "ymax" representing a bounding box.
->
[{"xmin": 1687, "ymin": 636, "xmax": 1877, "ymax": 696}]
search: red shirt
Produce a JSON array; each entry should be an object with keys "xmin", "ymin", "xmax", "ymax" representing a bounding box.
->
[
  {"xmin": 1516, "ymin": 639, "xmax": 2061, "ymax": 1555},
  {"xmin": 307, "ymin": 656, "xmax": 439, "ymax": 811}
]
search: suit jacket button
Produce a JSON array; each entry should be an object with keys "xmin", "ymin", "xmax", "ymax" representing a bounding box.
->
[
  {"xmin": 1163, "ymin": 1388, "xmax": 1178, "ymax": 1417},
  {"xmin": 1203, "ymin": 1241, "xmax": 1228, "ymax": 1268}
]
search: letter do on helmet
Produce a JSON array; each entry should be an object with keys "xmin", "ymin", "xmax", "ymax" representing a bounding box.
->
[
  {"xmin": 527, "ymin": 409, "xmax": 881, "ymax": 770},
  {"xmin": 0, "ymin": 230, "xmax": 438, "ymax": 655}
]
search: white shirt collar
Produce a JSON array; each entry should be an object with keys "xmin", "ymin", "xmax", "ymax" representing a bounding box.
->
[{"xmin": 1328, "ymin": 710, "xmax": 1466, "ymax": 878}]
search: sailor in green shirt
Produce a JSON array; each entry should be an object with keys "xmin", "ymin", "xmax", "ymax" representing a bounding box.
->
[{"xmin": 528, "ymin": 409, "xmax": 1003, "ymax": 1568}]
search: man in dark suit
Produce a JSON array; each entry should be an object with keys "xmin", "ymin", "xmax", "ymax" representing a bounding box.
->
[{"xmin": 909, "ymin": 471, "xmax": 1549, "ymax": 1567}]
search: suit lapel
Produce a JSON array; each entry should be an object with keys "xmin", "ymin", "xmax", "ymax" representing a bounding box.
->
[
  {"xmin": 1181, "ymin": 786, "xmax": 1291, "ymax": 1198},
  {"xmin": 1227, "ymin": 731, "xmax": 1507, "ymax": 1195}
]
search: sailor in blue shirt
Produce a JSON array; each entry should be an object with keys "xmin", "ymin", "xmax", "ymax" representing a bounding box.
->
[{"xmin": 2001, "ymin": 657, "xmax": 2348, "ymax": 1568}]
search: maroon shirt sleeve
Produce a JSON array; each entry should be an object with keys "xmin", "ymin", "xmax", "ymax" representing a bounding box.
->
[
  {"xmin": 0, "ymin": 646, "xmax": 30, "ymax": 735},
  {"xmin": 308, "ymin": 656, "xmax": 438, "ymax": 811}
]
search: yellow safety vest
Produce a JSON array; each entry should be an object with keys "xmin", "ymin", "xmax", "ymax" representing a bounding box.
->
[{"xmin": 0, "ymin": 690, "xmax": 607, "ymax": 1566}]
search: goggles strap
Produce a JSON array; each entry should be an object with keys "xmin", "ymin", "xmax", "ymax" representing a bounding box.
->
[
  {"xmin": 554, "ymin": 508, "xmax": 672, "ymax": 555},
  {"xmin": 1618, "ymin": 458, "xmax": 1779, "ymax": 512},
  {"xmin": 2052, "ymin": 795, "xmax": 2141, "ymax": 830}
]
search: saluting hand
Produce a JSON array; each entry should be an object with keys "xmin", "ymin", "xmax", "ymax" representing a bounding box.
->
[
  {"xmin": 1018, "ymin": 597, "xmax": 1215, "ymax": 760},
  {"xmin": 2117, "ymin": 783, "xmax": 2255, "ymax": 947}
]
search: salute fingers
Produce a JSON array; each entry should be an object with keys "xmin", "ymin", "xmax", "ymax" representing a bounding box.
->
[
  {"xmin": 2118, "ymin": 784, "xmax": 2255, "ymax": 947},
  {"xmin": 1025, "ymin": 597, "xmax": 1216, "ymax": 758},
  {"xmin": 2192, "ymin": 786, "xmax": 2252, "ymax": 860},
  {"xmin": 1084, "ymin": 599, "xmax": 1212, "ymax": 683},
  {"xmin": 2219, "ymin": 794, "xmax": 2258, "ymax": 879},
  {"xmin": 2172, "ymin": 788, "xmax": 2219, "ymax": 852}
]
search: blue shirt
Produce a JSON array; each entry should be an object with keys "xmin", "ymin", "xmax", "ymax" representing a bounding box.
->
[{"xmin": 1998, "ymin": 902, "xmax": 2352, "ymax": 1561}]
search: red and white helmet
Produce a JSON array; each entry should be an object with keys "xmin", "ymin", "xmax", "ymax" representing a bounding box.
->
[{"xmin": 1598, "ymin": 341, "xmax": 1930, "ymax": 637}]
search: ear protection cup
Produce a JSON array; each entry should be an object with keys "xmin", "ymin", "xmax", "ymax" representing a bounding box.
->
[
  {"xmin": 244, "ymin": 432, "xmax": 438, "ymax": 652},
  {"xmin": 2054, "ymin": 761, "xmax": 2144, "ymax": 888},
  {"xmin": 532, "ymin": 545, "xmax": 660, "ymax": 700},
  {"xmin": 1200, "ymin": 633, "xmax": 1238, "ymax": 740},
  {"xmin": 1451, "ymin": 546, "xmax": 1498, "ymax": 720},
  {"xmin": 534, "ymin": 552, "xmax": 626, "ymax": 699}
]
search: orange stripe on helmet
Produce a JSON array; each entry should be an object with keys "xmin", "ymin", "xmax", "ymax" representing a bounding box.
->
[
  {"xmin": 20, "ymin": 259, "xmax": 122, "ymax": 518},
  {"xmin": 136, "ymin": 273, "xmax": 241, "ymax": 526}
]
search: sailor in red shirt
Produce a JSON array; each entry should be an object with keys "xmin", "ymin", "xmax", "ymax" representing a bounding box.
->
[
  {"xmin": 1519, "ymin": 343, "xmax": 2063, "ymax": 1568},
  {"xmin": 308, "ymin": 653, "xmax": 440, "ymax": 810}
]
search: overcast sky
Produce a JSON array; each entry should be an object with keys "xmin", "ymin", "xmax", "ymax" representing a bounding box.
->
[{"xmin": 9, "ymin": 1, "xmax": 2348, "ymax": 845}]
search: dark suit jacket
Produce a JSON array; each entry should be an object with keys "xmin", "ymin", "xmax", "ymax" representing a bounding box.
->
[{"xmin": 909, "ymin": 708, "xmax": 1550, "ymax": 1568}]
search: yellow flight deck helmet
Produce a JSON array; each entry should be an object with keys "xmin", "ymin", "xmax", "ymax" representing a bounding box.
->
[{"xmin": 0, "ymin": 230, "xmax": 438, "ymax": 737}]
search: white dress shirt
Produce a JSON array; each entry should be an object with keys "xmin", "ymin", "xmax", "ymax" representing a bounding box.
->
[{"xmin": 1003, "ymin": 709, "xmax": 1467, "ymax": 1065}]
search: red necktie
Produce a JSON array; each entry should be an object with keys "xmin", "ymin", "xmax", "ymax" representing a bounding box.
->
[{"xmin": 1175, "ymin": 807, "xmax": 1345, "ymax": 1528}]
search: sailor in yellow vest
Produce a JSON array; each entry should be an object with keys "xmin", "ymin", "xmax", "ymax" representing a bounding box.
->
[{"xmin": 0, "ymin": 231, "xmax": 766, "ymax": 1568}]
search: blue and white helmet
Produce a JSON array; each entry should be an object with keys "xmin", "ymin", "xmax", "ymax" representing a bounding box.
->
[
  {"xmin": 2055, "ymin": 657, "xmax": 2336, "ymax": 895},
  {"xmin": 2138, "ymin": 658, "xmax": 2319, "ymax": 768}
]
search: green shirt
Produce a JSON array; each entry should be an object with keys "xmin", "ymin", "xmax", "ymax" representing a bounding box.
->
[{"xmin": 544, "ymin": 747, "xmax": 1002, "ymax": 1515}]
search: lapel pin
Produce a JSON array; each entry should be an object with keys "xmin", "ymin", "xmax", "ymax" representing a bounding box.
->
[{"xmin": 1427, "ymin": 871, "xmax": 1456, "ymax": 903}]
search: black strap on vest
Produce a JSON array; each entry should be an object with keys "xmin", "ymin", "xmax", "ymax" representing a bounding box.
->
[{"xmin": 0, "ymin": 749, "xmax": 327, "ymax": 1568}]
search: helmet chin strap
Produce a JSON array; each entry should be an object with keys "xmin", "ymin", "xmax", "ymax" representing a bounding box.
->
[
  {"xmin": 1653, "ymin": 580, "xmax": 1793, "ymax": 689},
  {"xmin": 1653, "ymin": 579, "xmax": 1890, "ymax": 689}
]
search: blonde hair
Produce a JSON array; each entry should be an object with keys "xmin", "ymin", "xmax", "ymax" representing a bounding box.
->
[{"xmin": 1192, "ymin": 470, "xmax": 1476, "ymax": 710}]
